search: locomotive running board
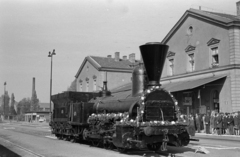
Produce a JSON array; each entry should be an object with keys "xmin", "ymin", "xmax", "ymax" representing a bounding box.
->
[{"xmin": 190, "ymin": 138, "xmax": 200, "ymax": 141}]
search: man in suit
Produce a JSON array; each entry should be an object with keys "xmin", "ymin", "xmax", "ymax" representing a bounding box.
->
[
  {"xmin": 205, "ymin": 113, "xmax": 210, "ymax": 134},
  {"xmin": 195, "ymin": 113, "xmax": 201, "ymax": 133}
]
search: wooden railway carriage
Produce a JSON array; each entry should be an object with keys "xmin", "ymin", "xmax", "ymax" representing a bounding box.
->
[{"xmin": 50, "ymin": 43, "xmax": 191, "ymax": 152}]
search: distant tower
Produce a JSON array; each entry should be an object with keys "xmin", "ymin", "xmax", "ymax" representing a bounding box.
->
[
  {"xmin": 31, "ymin": 77, "xmax": 37, "ymax": 111},
  {"xmin": 32, "ymin": 77, "xmax": 36, "ymax": 97}
]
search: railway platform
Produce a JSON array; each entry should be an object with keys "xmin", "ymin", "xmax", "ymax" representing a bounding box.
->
[{"xmin": 195, "ymin": 132, "xmax": 240, "ymax": 141}]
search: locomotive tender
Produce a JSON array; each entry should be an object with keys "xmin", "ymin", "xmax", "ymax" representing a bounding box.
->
[{"xmin": 50, "ymin": 43, "xmax": 190, "ymax": 152}]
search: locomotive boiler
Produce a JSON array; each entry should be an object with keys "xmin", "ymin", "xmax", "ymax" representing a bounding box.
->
[{"xmin": 50, "ymin": 42, "xmax": 190, "ymax": 152}]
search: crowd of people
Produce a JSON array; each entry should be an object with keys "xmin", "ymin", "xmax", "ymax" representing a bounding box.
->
[{"xmin": 178, "ymin": 111, "xmax": 240, "ymax": 136}]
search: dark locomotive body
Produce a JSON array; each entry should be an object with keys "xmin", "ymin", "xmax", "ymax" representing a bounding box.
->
[{"xmin": 50, "ymin": 43, "xmax": 190, "ymax": 152}]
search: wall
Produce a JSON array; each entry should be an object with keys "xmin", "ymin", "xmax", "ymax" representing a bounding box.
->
[
  {"xmin": 162, "ymin": 16, "xmax": 230, "ymax": 78},
  {"xmin": 76, "ymin": 60, "xmax": 132, "ymax": 92}
]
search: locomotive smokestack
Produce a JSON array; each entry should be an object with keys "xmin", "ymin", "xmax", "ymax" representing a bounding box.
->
[
  {"xmin": 101, "ymin": 81, "xmax": 111, "ymax": 97},
  {"xmin": 139, "ymin": 42, "xmax": 169, "ymax": 86}
]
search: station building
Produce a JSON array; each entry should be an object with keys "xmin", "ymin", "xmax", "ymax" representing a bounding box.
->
[
  {"xmin": 160, "ymin": 4, "xmax": 240, "ymax": 115},
  {"xmin": 73, "ymin": 3, "xmax": 240, "ymax": 116},
  {"xmin": 75, "ymin": 52, "xmax": 139, "ymax": 92}
]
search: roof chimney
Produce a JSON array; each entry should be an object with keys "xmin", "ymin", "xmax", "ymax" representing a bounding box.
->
[
  {"xmin": 129, "ymin": 53, "xmax": 135, "ymax": 63},
  {"xmin": 237, "ymin": 1, "xmax": 240, "ymax": 17},
  {"xmin": 123, "ymin": 55, "xmax": 127, "ymax": 60},
  {"xmin": 115, "ymin": 52, "xmax": 120, "ymax": 61},
  {"xmin": 107, "ymin": 55, "xmax": 112, "ymax": 58}
]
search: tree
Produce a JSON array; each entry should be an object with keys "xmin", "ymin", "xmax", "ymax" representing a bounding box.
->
[
  {"xmin": 67, "ymin": 79, "xmax": 77, "ymax": 91},
  {"xmin": 31, "ymin": 91, "xmax": 39, "ymax": 112},
  {"xmin": 9, "ymin": 93, "xmax": 17, "ymax": 116},
  {"xmin": 0, "ymin": 91, "xmax": 10, "ymax": 116},
  {"xmin": 17, "ymin": 98, "xmax": 31, "ymax": 114}
]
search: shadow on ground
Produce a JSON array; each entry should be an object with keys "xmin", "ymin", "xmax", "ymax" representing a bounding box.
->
[{"xmin": 0, "ymin": 144, "xmax": 20, "ymax": 157}]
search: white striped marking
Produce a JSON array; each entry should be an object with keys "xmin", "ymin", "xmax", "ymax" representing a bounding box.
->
[
  {"xmin": 3, "ymin": 127, "xmax": 15, "ymax": 129},
  {"xmin": 190, "ymin": 145, "xmax": 240, "ymax": 150},
  {"xmin": 45, "ymin": 135, "xmax": 57, "ymax": 139}
]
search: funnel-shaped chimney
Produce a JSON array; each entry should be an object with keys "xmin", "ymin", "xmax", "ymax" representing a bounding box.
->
[{"xmin": 139, "ymin": 42, "xmax": 169, "ymax": 86}]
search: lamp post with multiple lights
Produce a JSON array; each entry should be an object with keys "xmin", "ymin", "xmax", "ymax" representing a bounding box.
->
[{"xmin": 48, "ymin": 49, "xmax": 56, "ymax": 121}]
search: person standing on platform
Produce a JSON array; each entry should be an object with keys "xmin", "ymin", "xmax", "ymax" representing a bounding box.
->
[
  {"xmin": 214, "ymin": 112, "xmax": 218, "ymax": 135},
  {"xmin": 222, "ymin": 113, "xmax": 228, "ymax": 135},
  {"xmin": 210, "ymin": 111, "xmax": 215, "ymax": 134},
  {"xmin": 189, "ymin": 114, "xmax": 195, "ymax": 137},
  {"xmin": 205, "ymin": 113, "xmax": 210, "ymax": 134},
  {"xmin": 227, "ymin": 112, "xmax": 234, "ymax": 135},
  {"xmin": 217, "ymin": 113, "xmax": 223, "ymax": 135},
  {"xmin": 195, "ymin": 113, "xmax": 200, "ymax": 133},
  {"xmin": 233, "ymin": 112, "xmax": 238, "ymax": 135},
  {"xmin": 238, "ymin": 111, "xmax": 240, "ymax": 136},
  {"xmin": 202, "ymin": 114, "xmax": 206, "ymax": 133}
]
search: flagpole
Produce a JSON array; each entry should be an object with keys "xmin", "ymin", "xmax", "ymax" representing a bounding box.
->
[{"xmin": 198, "ymin": 89, "xmax": 201, "ymax": 113}]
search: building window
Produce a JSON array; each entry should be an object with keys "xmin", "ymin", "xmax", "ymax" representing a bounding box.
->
[
  {"xmin": 86, "ymin": 82, "xmax": 89, "ymax": 92},
  {"xmin": 166, "ymin": 51, "xmax": 175, "ymax": 76},
  {"xmin": 79, "ymin": 79, "xmax": 83, "ymax": 92},
  {"xmin": 187, "ymin": 26, "xmax": 193, "ymax": 36},
  {"xmin": 93, "ymin": 80, "xmax": 97, "ymax": 91},
  {"xmin": 211, "ymin": 47, "xmax": 219, "ymax": 67},
  {"xmin": 188, "ymin": 53, "xmax": 195, "ymax": 72},
  {"xmin": 185, "ymin": 45, "xmax": 196, "ymax": 72},
  {"xmin": 207, "ymin": 38, "xmax": 220, "ymax": 68},
  {"xmin": 80, "ymin": 83, "xmax": 82, "ymax": 91},
  {"xmin": 169, "ymin": 59, "xmax": 174, "ymax": 76}
]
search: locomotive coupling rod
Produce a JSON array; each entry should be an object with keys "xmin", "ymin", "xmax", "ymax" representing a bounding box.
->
[
  {"xmin": 127, "ymin": 138, "xmax": 142, "ymax": 143},
  {"xmin": 190, "ymin": 138, "xmax": 200, "ymax": 141}
]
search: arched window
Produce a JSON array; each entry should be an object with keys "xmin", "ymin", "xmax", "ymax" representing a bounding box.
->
[{"xmin": 213, "ymin": 90, "xmax": 219, "ymax": 99}]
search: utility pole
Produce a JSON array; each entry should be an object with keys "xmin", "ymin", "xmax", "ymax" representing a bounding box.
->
[
  {"xmin": 3, "ymin": 82, "xmax": 6, "ymax": 120},
  {"xmin": 48, "ymin": 49, "xmax": 56, "ymax": 121}
]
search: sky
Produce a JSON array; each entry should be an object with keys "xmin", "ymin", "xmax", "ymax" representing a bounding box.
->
[{"xmin": 0, "ymin": 0, "xmax": 238, "ymax": 103}]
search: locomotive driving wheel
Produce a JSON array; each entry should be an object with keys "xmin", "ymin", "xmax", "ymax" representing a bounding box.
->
[
  {"xmin": 117, "ymin": 147, "xmax": 127, "ymax": 153},
  {"xmin": 91, "ymin": 140, "xmax": 101, "ymax": 147},
  {"xmin": 103, "ymin": 141, "xmax": 114, "ymax": 149},
  {"xmin": 147, "ymin": 142, "xmax": 161, "ymax": 151}
]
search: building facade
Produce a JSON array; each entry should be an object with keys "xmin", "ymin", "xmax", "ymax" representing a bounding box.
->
[
  {"xmin": 75, "ymin": 52, "xmax": 139, "ymax": 92},
  {"xmin": 160, "ymin": 5, "xmax": 240, "ymax": 115}
]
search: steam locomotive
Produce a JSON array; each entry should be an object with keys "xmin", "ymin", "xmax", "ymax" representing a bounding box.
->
[{"xmin": 50, "ymin": 43, "xmax": 190, "ymax": 152}]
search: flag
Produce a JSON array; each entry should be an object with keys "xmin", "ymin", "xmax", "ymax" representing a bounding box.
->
[
  {"xmin": 4, "ymin": 82, "xmax": 6, "ymax": 85},
  {"xmin": 198, "ymin": 90, "xmax": 201, "ymax": 99}
]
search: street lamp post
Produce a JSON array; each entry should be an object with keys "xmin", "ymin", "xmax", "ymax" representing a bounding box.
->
[
  {"xmin": 3, "ymin": 82, "xmax": 6, "ymax": 120},
  {"xmin": 48, "ymin": 49, "xmax": 56, "ymax": 121}
]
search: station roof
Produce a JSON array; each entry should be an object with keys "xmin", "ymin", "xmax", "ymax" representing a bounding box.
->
[
  {"xmin": 75, "ymin": 56, "xmax": 140, "ymax": 78},
  {"xmin": 110, "ymin": 75, "xmax": 227, "ymax": 94}
]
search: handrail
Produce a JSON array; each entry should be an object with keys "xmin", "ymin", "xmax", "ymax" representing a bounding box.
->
[{"xmin": 159, "ymin": 108, "xmax": 164, "ymax": 121}]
